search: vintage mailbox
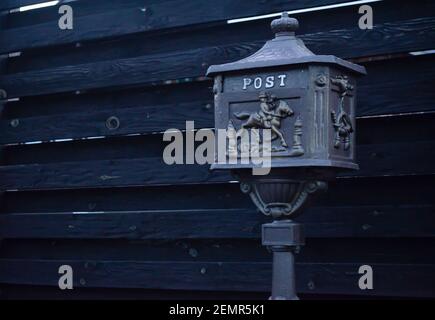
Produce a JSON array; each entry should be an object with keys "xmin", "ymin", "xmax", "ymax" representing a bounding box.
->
[
  {"xmin": 207, "ymin": 12, "xmax": 366, "ymax": 175},
  {"xmin": 206, "ymin": 13, "xmax": 366, "ymax": 300}
]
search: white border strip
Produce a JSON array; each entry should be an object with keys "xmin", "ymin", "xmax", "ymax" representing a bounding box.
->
[
  {"xmin": 410, "ymin": 49, "xmax": 435, "ymax": 56},
  {"xmin": 228, "ymin": 0, "xmax": 382, "ymax": 24},
  {"xmin": 19, "ymin": 1, "xmax": 59, "ymax": 12}
]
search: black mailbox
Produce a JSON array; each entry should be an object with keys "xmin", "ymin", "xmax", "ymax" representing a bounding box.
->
[
  {"xmin": 208, "ymin": 12, "xmax": 366, "ymax": 173},
  {"xmin": 207, "ymin": 13, "xmax": 366, "ymax": 300}
]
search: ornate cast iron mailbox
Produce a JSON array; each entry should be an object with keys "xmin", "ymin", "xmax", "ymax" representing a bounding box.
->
[{"xmin": 207, "ymin": 13, "xmax": 366, "ymax": 299}]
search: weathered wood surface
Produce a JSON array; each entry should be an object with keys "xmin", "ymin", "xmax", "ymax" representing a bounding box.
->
[
  {"xmin": 0, "ymin": 139, "xmax": 434, "ymax": 190},
  {"xmin": 0, "ymin": 0, "xmax": 350, "ymax": 16},
  {"xmin": 2, "ymin": 16, "xmax": 435, "ymax": 98},
  {"xmin": 4, "ymin": 1, "xmax": 432, "ymax": 74},
  {"xmin": 0, "ymin": 259, "xmax": 433, "ymax": 297},
  {"xmin": 1, "ymin": 0, "xmax": 434, "ymax": 300},
  {"xmin": 1, "ymin": 56, "xmax": 434, "ymax": 144},
  {"xmin": 1, "ymin": 203, "xmax": 434, "ymax": 239},
  {"xmin": 0, "ymin": 0, "xmax": 373, "ymax": 52},
  {"xmin": 1, "ymin": 175, "xmax": 431, "ymax": 213}
]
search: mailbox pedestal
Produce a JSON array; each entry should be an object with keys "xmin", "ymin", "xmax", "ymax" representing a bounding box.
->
[
  {"xmin": 207, "ymin": 12, "xmax": 366, "ymax": 299},
  {"xmin": 262, "ymin": 220, "xmax": 303, "ymax": 300}
]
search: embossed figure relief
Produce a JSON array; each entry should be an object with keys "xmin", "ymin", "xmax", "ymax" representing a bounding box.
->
[
  {"xmin": 289, "ymin": 116, "xmax": 304, "ymax": 156},
  {"xmin": 330, "ymin": 75, "xmax": 354, "ymax": 150},
  {"xmin": 230, "ymin": 92, "xmax": 305, "ymax": 155}
]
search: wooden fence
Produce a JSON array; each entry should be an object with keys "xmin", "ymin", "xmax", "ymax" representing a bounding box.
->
[{"xmin": 0, "ymin": 0, "xmax": 434, "ymax": 298}]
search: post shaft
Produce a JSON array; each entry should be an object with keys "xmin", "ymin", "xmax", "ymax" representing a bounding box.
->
[{"xmin": 262, "ymin": 220, "xmax": 304, "ymax": 300}]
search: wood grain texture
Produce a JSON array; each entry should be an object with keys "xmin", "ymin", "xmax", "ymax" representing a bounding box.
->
[
  {"xmin": 0, "ymin": 100, "xmax": 212, "ymax": 144},
  {"xmin": 5, "ymin": 0, "xmax": 433, "ymax": 74},
  {"xmin": 1, "ymin": 175, "xmax": 432, "ymax": 213},
  {"xmin": 0, "ymin": 140, "xmax": 434, "ymax": 191},
  {"xmin": 0, "ymin": 0, "xmax": 353, "ymax": 52},
  {"xmin": 1, "ymin": 56, "xmax": 434, "ymax": 144},
  {"xmin": 0, "ymin": 284, "xmax": 270, "ymax": 300},
  {"xmin": 0, "ymin": 204, "xmax": 434, "ymax": 239},
  {"xmin": 1, "ymin": 0, "xmax": 434, "ymax": 300},
  {"xmin": 0, "ymin": 0, "xmax": 351, "ymax": 15},
  {"xmin": 1, "ymin": 17, "xmax": 435, "ymax": 98},
  {"xmin": 0, "ymin": 259, "xmax": 434, "ymax": 297},
  {"xmin": 0, "ymin": 157, "xmax": 231, "ymax": 190}
]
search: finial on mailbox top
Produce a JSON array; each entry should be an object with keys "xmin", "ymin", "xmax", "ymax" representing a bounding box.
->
[
  {"xmin": 206, "ymin": 11, "xmax": 366, "ymax": 76},
  {"xmin": 271, "ymin": 12, "xmax": 299, "ymax": 36}
]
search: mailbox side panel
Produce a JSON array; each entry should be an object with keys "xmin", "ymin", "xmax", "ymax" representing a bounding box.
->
[
  {"xmin": 308, "ymin": 65, "xmax": 331, "ymax": 162},
  {"xmin": 327, "ymin": 67, "xmax": 358, "ymax": 169}
]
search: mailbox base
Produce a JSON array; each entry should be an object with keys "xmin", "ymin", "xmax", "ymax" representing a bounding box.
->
[{"xmin": 262, "ymin": 220, "xmax": 304, "ymax": 300}]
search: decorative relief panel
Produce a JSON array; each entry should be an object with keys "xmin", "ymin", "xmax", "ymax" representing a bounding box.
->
[
  {"xmin": 228, "ymin": 91, "xmax": 304, "ymax": 156},
  {"xmin": 330, "ymin": 75, "xmax": 354, "ymax": 151}
]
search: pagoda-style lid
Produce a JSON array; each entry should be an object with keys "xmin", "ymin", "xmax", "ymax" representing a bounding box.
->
[{"xmin": 207, "ymin": 12, "xmax": 366, "ymax": 76}]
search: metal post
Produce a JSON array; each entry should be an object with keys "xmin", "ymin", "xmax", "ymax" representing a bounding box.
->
[{"xmin": 262, "ymin": 220, "xmax": 304, "ymax": 300}]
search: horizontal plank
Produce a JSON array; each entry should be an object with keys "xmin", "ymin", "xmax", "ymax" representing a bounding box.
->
[
  {"xmin": 5, "ymin": 0, "xmax": 433, "ymax": 75},
  {"xmin": 0, "ymin": 157, "xmax": 230, "ymax": 190},
  {"xmin": 3, "ymin": 238, "xmax": 434, "ymax": 264},
  {"xmin": 1, "ymin": 175, "xmax": 432, "ymax": 214},
  {"xmin": 0, "ymin": 139, "xmax": 434, "ymax": 190},
  {"xmin": 1, "ymin": 80, "xmax": 211, "ymax": 119},
  {"xmin": 1, "ymin": 16, "xmax": 434, "ymax": 98},
  {"xmin": 0, "ymin": 0, "xmax": 355, "ymax": 52},
  {"xmin": 0, "ymin": 100, "xmax": 212, "ymax": 144},
  {"xmin": 0, "ymin": 259, "xmax": 433, "ymax": 297},
  {"xmin": 357, "ymin": 55, "xmax": 435, "ymax": 117},
  {"xmin": 2, "ymin": 55, "xmax": 434, "ymax": 144},
  {"xmin": 0, "ymin": 284, "xmax": 270, "ymax": 300},
  {"xmin": 0, "ymin": 0, "xmax": 351, "ymax": 18},
  {"xmin": 0, "ymin": 204, "xmax": 434, "ymax": 240},
  {"xmin": 1, "ymin": 7, "xmax": 157, "ymax": 54}
]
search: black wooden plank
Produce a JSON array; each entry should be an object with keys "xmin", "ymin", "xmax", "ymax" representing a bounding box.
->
[
  {"xmin": 0, "ymin": 237, "xmax": 433, "ymax": 297},
  {"xmin": 0, "ymin": 139, "xmax": 434, "ymax": 191},
  {"xmin": 0, "ymin": 43, "xmax": 224, "ymax": 98},
  {"xmin": 2, "ymin": 55, "xmax": 435, "ymax": 144},
  {"xmin": 1, "ymin": 81, "xmax": 211, "ymax": 119},
  {"xmin": 5, "ymin": 0, "xmax": 433, "ymax": 75},
  {"xmin": 1, "ymin": 16, "xmax": 435, "ymax": 98},
  {"xmin": 1, "ymin": 7, "xmax": 157, "ymax": 54},
  {"xmin": 1, "ymin": 175, "xmax": 432, "ymax": 214},
  {"xmin": 2, "ymin": 1, "xmax": 137, "ymax": 22},
  {"xmin": 1, "ymin": 112, "xmax": 434, "ymax": 161},
  {"xmin": 0, "ymin": 0, "xmax": 351, "ymax": 16},
  {"xmin": 0, "ymin": 284, "xmax": 269, "ymax": 300},
  {"xmin": 0, "ymin": 100, "xmax": 212, "ymax": 144},
  {"xmin": 3, "ymin": 238, "xmax": 434, "ymax": 264},
  {"xmin": 0, "ymin": 259, "xmax": 433, "ymax": 297},
  {"xmin": 0, "ymin": 157, "xmax": 231, "ymax": 190},
  {"xmin": 357, "ymin": 55, "xmax": 435, "ymax": 117},
  {"xmin": 0, "ymin": 203, "xmax": 434, "ymax": 240},
  {"xmin": 48, "ymin": 113, "xmax": 432, "ymax": 164},
  {"xmin": 0, "ymin": 0, "xmax": 354, "ymax": 52}
]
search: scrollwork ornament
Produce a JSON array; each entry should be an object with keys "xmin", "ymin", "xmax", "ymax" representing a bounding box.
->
[
  {"xmin": 315, "ymin": 74, "xmax": 327, "ymax": 87},
  {"xmin": 240, "ymin": 180, "xmax": 327, "ymax": 219},
  {"xmin": 330, "ymin": 75, "xmax": 354, "ymax": 150}
]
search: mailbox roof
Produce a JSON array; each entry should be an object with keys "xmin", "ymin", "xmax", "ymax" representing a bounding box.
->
[{"xmin": 207, "ymin": 13, "xmax": 366, "ymax": 76}]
